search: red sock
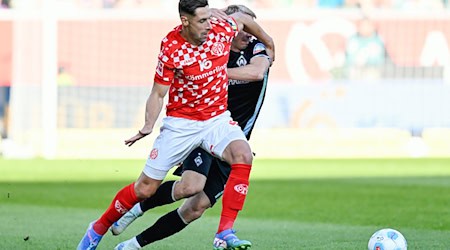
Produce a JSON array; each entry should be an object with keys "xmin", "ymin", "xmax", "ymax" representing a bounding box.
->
[
  {"xmin": 93, "ymin": 183, "xmax": 141, "ymax": 235},
  {"xmin": 217, "ymin": 164, "xmax": 251, "ymax": 233}
]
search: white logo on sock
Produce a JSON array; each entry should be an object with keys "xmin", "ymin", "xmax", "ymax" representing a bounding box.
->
[
  {"xmin": 115, "ymin": 200, "xmax": 129, "ymax": 214},
  {"xmin": 234, "ymin": 184, "xmax": 248, "ymax": 195}
]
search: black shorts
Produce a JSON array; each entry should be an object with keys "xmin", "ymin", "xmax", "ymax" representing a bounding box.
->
[{"xmin": 173, "ymin": 147, "xmax": 231, "ymax": 207}]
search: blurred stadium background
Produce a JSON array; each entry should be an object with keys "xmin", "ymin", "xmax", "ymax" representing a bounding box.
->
[{"xmin": 1, "ymin": 0, "xmax": 450, "ymax": 159}]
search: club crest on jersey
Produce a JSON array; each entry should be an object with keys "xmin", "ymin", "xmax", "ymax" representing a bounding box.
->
[
  {"xmin": 194, "ymin": 155, "xmax": 203, "ymax": 167},
  {"xmin": 150, "ymin": 148, "xmax": 158, "ymax": 159},
  {"xmin": 237, "ymin": 56, "xmax": 247, "ymax": 67},
  {"xmin": 253, "ymin": 43, "xmax": 266, "ymax": 54},
  {"xmin": 211, "ymin": 42, "xmax": 225, "ymax": 56}
]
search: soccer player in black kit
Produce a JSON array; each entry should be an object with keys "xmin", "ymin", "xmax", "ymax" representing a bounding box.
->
[{"xmin": 113, "ymin": 5, "xmax": 272, "ymax": 250}]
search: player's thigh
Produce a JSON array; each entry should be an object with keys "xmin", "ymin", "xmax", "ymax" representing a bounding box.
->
[
  {"xmin": 144, "ymin": 118, "xmax": 203, "ymax": 180},
  {"xmin": 203, "ymin": 159, "xmax": 230, "ymax": 207},
  {"xmin": 177, "ymin": 170, "xmax": 207, "ymax": 196},
  {"xmin": 176, "ymin": 148, "xmax": 214, "ymax": 193},
  {"xmin": 181, "ymin": 147, "xmax": 214, "ymax": 177},
  {"xmin": 202, "ymin": 111, "xmax": 248, "ymax": 160}
]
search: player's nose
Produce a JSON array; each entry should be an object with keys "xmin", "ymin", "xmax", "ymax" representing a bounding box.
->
[{"xmin": 206, "ymin": 20, "xmax": 212, "ymax": 30}]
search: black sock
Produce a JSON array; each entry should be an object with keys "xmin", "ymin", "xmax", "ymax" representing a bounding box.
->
[
  {"xmin": 140, "ymin": 180, "xmax": 176, "ymax": 212},
  {"xmin": 136, "ymin": 209, "xmax": 187, "ymax": 247}
]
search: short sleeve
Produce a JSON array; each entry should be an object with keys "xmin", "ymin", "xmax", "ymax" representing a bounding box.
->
[
  {"xmin": 226, "ymin": 17, "xmax": 239, "ymax": 40},
  {"xmin": 153, "ymin": 41, "xmax": 175, "ymax": 85},
  {"xmin": 213, "ymin": 17, "xmax": 239, "ymax": 44},
  {"xmin": 252, "ymin": 42, "xmax": 268, "ymax": 57},
  {"xmin": 226, "ymin": 17, "xmax": 239, "ymax": 33}
]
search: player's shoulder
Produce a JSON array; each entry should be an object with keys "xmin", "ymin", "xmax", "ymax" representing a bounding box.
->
[
  {"xmin": 161, "ymin": 26, "xmax": 183, "ymax": 46},
  {"xmin": 159, "ymin": 26, "xmax": 184, "ymax": 59},
  {"xmin": 247, "ymin": 39, "xmax": 267, "ymax": 55}
]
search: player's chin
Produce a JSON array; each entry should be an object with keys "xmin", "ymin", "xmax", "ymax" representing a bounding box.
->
[
  {"xmin": 200, "ymin": 33, "xmax": 209, "ymax": 41},
  {"xmin": 197, "ymin": 35, "xmax": 206, "ymax": 43},
  {"xmin": 239, "ymin": 44, "xmax": 248, "ymax": 50}
]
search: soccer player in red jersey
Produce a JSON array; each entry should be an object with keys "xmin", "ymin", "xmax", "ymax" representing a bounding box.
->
[
  {"xmin": 77, "ymin": 1, "xmax": 274, "ymax": 250},
  {"xmin": 111, "ymin": 5, "xmax": 271, "ymax": 250}
]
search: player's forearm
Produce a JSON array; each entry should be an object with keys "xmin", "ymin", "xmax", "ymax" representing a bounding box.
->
[
  {"xmin": 233, "ymin": 13, "xmax": 275, "ymax": 61},
  {"xmin": 141, "ymin": 90, "xmax": 164, "ymax": 134},
  {"xmin": 228, "ymin": 64, "xmax": 265, "ymax": 81}
]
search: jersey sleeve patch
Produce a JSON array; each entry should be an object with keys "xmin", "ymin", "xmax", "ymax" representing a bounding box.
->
[
  {"xmin": 154, "ymin": 37, "xmax": 175, "ymax": 85},
  {"xmin": 227, "ymin": 17, "xmax": 238, "ymax": 32},
  {"xmin": 156, "ymin": 60, "xmax": 164, "ymax": 77},
  {"xmin": 253, "ymin": 42, "xmax": 266, "ymax": 55}
]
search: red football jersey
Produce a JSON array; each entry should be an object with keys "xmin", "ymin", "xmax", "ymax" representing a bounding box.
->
[{"xmin": 154, "ymin": 18, "xmax": 238, "ymax": 121}]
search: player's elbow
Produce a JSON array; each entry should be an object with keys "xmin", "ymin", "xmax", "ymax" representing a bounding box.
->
[
  {"xmin": 266, "ymin": 37, "xmax": 275, "ymax": 50},
  {"xmin": 252, "ymin": 70, "xmax": 267, "ymax": 81},
  {"xmin": 255, "ymin": 71, "xmax": 266, "ymax": 81}
]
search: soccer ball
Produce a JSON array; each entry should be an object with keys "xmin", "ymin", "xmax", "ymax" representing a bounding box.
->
[{"xmin": 368, "ymin": 228, "xmax": 407, "ymax": 250}]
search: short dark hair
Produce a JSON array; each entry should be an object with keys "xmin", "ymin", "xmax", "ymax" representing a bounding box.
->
[{"xmin": 179, "ymin": 0, "xmax": 209, "ymax": 16}]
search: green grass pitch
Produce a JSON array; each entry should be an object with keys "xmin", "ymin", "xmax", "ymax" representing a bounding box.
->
[{"xmin": 1, "ymin": 158, "xmax": 450, "ymax": 249}]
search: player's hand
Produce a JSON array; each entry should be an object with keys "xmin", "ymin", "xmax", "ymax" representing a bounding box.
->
[
  {"xmin": 124, "ymin": 130, "xmax": 151, "ymax": 147},
  {"xmin": 210, "ymin": 8, "xmax": 228, "ymax": 21}
]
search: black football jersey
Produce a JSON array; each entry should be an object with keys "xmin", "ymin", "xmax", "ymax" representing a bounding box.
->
[{"xmin": 227, "ymin": 39, "xmax": 270, "ymax": 140}]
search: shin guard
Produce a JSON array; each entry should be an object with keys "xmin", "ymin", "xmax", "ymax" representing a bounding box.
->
[
  {"xmin": 218, "ymin": 164, "xmax": 251, "ymax": 231},
  {"xmin": 94, "ymin": 183, "xmax": 140, "ymax": 235}
]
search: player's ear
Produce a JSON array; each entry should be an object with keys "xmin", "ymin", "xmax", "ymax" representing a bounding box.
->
[{"xmin": 180, "ymin": 15, "xmax": 190, "ymax": 27}]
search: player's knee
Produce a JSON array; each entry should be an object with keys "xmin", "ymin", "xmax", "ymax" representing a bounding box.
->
[
  {"xmin": 242, "ymin": 150, "xmax": 253, "ymax": 164},
  {"xmin": 134, "ymin": 186, "xmax": 156, "ymax": 199},
  {"xmin": 181, "ymin": 204, "xmax": 207, "ymax": 222},
  {"xmin": 134, "ymin": 182, "xmax": 158, "ymax": 199},
  {"xmin": 225, "ymin": 142, "xmax": 253, "ymax": 164},
  {"xmin": 189, "ymin": 205, "xmax": 207, "ymax": 220},
  {"xmin": 181, "ymin": 185, "xmax": 202, "ymax": 198},
  {"xmin": 135, "ymin": 174, "xmax": 161, "ymax": 199},
  {"xmin": 176, "ymin": 183, "xmax": 203, "ymax": 199},
  {"xmin": 233, "ymin": 150, "xmax": 253, "ymax": 164}
]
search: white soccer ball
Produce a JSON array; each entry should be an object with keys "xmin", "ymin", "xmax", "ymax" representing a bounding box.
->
[{"xmin": 368, "ymin": 228, "xmax": 407, "ymax": 250}]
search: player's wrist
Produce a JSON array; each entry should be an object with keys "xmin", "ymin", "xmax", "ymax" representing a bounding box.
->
[{"xmin": 138, "ymin": 130, "xmax": 150, "ymax": 136}]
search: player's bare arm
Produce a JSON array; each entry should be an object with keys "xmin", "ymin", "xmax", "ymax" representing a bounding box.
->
[
  {"xmin": 210, "ymin": 7, "xmax": 228, "ymax": 21},
  {"xmin": 227, "ymin": 56, "xmax": 270, "ymax": 81},
  {"xmin": 230, "ymin": 11, "xmax": 275, "ymax": 62},
  {"xmin": 124, "ymin": 82, "xmax": 169, "ymax": 147}
]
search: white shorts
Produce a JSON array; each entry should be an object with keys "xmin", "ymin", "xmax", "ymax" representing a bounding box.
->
[{"xmin": 143, "ymin": 111, "xmax": 247, "ymax": 180}]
